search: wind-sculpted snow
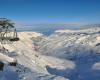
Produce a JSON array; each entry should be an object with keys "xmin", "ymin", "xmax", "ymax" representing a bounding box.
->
[{"xmin": 0, "ymin": 27, "xmax": 100, "ymax": 80}]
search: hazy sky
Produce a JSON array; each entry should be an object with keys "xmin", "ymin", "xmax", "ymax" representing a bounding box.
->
[{"xmin": 0, "ymin": 0, "xmax": 100, "ymax": 24}]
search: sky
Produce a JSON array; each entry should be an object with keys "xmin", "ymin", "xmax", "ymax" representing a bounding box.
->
[{"xmin": 0, "ymin": 0, "xmax": 100, "ymax": 24}]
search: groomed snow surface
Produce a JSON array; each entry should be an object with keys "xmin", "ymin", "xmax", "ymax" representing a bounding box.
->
[{"xmin": 0, "ymin": 27, "xmax": 100, "ymax": 80}]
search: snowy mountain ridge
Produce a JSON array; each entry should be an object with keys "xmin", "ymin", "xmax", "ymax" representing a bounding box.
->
[{"xmin": 0, "ymin": 27, "xmax": 100, "ymax": 80}]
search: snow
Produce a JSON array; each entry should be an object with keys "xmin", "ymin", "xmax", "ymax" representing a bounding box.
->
[
  {"xmin": 0, "ymin": 53, "xmax": 16, "ymax": 63},
  {"xmin": 92, "ymin": 62, "xmax": 100, "ymax": 70},
  {"xmin": 96, "ymin": 36, "xmax": 100, "ymax": 41},
  {"xmin": 0, "ymin": 27, "xmax": 100, "ymax": 80}
]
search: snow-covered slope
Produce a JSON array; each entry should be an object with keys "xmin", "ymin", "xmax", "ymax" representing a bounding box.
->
[
  {"xmin": 0, "ymin": 27, "xmax": 100, "ymax": 80},
  {"xmin": 0, "ymin": 32, "xmax": 69, "ymax": 80},
  {"xmin": 33, "ymin": 27, "xmax": 100, "ymax": 80}
]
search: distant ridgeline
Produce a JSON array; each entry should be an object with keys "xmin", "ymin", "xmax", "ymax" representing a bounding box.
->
[
  {"xmin": 80, "ymin": 24, "xmax": 100, "ymax": 29},
  {"xmin": 16, "ymin": 24, "xmax": 81, "ymax": 35}
]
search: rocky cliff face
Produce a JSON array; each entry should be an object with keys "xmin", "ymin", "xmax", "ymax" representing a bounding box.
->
[{"xmin": 0, "ymin": 27, "xmax": 100, "ymax": 80}]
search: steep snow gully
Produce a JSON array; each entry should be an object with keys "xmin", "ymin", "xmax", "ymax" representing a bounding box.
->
[{"xmin": 0, "ymin": 27, "xmax": 100, "ymax": 80}]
